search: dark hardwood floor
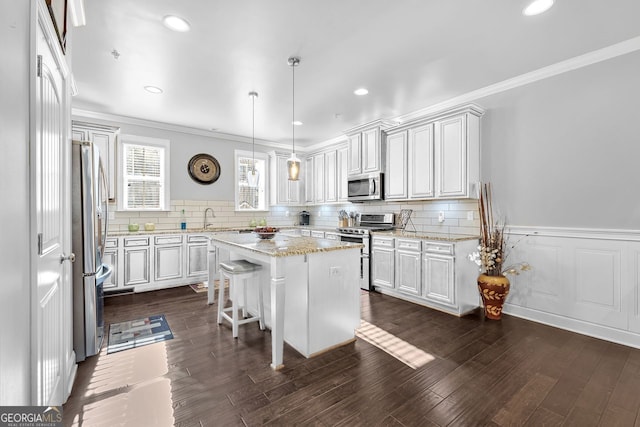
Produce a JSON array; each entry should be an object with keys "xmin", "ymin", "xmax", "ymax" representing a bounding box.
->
[{"xmin": 63, "ymin": 286, "xmax": 640, "ymax": 426}]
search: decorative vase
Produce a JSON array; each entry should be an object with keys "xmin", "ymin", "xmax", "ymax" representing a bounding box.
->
[{"xmin": 477, "ymin": 274, "xmax": 510, "ymax": 320}]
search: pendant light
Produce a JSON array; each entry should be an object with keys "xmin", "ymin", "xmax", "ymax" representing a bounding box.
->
[
  {"xmin": 247, "ymin": 91, "xmax": 259, "ymax": 188},
  {"xmin": 287, "ymin": 57, "xmax": 301, "ymax": 181}
]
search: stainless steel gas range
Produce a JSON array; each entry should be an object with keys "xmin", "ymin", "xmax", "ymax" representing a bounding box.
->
[{"xmin": 336, "ymin": 213, "xmax": 395, "ymax": 290}]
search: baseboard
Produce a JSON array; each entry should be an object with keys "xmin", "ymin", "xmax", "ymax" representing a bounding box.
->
[{"xmin": 503, "ymin": 304, "xmax": 640, "ymax": 350}]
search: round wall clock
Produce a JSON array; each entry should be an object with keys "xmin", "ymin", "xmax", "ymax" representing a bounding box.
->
[{"xmin": 187, "ymin": 153, "xmax": 221, "ymax": 185}]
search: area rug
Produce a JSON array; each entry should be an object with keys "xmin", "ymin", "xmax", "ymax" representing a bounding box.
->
[
  {"xmin": 107, "ymin": 314, "xmax": 173, "ymax": 354},
  {"xmin": 188, "ymin": 279, "xmax": 229, "ymax": 294}
]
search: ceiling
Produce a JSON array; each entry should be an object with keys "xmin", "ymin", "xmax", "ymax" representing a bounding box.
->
[{"xmin": 71, "ymin": 0, "xmax": 640, "ymax": 147}]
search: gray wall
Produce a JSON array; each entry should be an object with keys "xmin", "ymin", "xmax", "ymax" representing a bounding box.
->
[{"xmin": 478, "ymin": 50, "xmax": 640, "ymax": 229}]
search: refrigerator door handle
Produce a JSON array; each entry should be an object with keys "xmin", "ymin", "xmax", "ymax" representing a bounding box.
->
[
  {"xmin": 99, "ymin": 161, "xmax": 109, "ymax": 254},
  {"xmin": 96, "ymin": 263, "xmax": 113, "ymax": 284}
]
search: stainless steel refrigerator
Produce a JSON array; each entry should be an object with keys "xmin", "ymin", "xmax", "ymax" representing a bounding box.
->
[{"xmin": 72, "ymin": 140, "xmax": 112, "ymax": 361}]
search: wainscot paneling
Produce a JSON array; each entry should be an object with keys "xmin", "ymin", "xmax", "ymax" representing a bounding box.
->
[{"xmin": 503, "ymin": 226, "xmax": 640, "ymax": 349}]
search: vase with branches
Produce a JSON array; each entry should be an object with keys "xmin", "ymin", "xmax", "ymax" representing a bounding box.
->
[{"xmin": 468, "ymin": 183, "xmax": 531, "ymax": 319}]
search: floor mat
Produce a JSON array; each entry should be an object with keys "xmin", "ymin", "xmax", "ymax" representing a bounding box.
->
[{"xmin": 107, "ymin": 314, "xmax": 173, "ymax": 354}]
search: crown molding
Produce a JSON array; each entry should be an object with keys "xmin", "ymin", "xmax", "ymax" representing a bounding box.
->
[{"xmin": 393, "ymin": 36, "xmax": 640, "ymax": 125}]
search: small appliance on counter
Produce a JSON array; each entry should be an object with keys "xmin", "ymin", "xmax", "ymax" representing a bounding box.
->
[{"xmin": 299, "ymin": 210, "xmax": 310, "ymax": 226}]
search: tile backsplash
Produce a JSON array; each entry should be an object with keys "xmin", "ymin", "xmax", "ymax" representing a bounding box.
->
[{"xmin": 108, "ymin": 199, "xmax": 480, "ymax": 236}]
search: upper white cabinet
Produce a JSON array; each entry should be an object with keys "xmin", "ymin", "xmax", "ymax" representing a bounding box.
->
[
  {"xmin": 304, "ymin": 156, "xmax": 314, "ymax": 204},
  {"xmin": 313, "ymin": 153, "xmax": 325, "ymax": 204},
  {"xmin": 72, "ymin": 121, "xmax": 120, "ymax": 201},
  {"xmin": 324, "ymin": 149, "xmax": 337, "ymax": 203},
  {"xmin": 337, "ymin": 147, "xmax": 349, "ymax": 202},
  {"xmin": 346, "ymin": 120, "xmax": 394, "ymax": 176},
  {"xmin": 384, "ymin": 104, "xmax": 483, "ymax": 201},
  {"xmin": 269, "ymin": 152, "xmax": 302, "ymax": 206}
]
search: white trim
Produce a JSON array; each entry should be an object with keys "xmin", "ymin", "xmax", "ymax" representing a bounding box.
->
[
  {"xmin": 394, "ymin": 36, "xmax": 640, "ymax": 125},
  {"xmin": 506, "ymin": 225, "xmax": 640, "ymax": 242},
  {"xmin": 503, "ymin": 304, "xmax": 640, "ymax": 350}
]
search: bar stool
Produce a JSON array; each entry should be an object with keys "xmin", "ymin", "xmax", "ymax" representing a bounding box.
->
[{"xmin": 217, "ymin": 259, "xmax": 265, "ymax": 338}]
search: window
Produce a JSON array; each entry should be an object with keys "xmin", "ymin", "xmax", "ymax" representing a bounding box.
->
[
  {"xmin": 118, "ymin": 135, "xmax": 170, "ymax": 211},
  {"xmin": 235, "ymin": 150, "xmax": 267, "ymax": 211}
]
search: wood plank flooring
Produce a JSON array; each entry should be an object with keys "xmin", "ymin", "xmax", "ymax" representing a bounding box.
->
[{"xmin": 63, "ymin": 286, "xmax": 640, "ymax": 426}]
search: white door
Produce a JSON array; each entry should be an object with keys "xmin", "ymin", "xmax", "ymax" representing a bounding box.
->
[{"xmin": 34, "ymin": 14, "xmax": 70, "ymax": 405}]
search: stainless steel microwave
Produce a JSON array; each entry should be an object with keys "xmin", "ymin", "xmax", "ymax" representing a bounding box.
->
[{"xmin": 347, "ymin": 173, "xmax": 383, "ymax": 202}]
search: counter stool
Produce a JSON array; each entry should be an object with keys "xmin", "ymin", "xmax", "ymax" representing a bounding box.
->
[{"xmin": 217, "ymin": 259, "xmax": 265, "ymax": 338}]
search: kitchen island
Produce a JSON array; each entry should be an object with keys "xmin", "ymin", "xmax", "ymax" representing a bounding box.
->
[{"xmin": 208, "ymin": 232, "xmax": 363, "ymax": 370}]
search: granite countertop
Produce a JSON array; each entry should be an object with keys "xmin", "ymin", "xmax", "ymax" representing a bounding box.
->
[
  {"xmin": 110, "ymin": 226, "xmax": 273, "ymax": 237},
  {"xmin": 371, "ymin": 229, "xmax": 479, "ymax": 242},
  {"xmin": 209, "ymin": 232, "xmax": 363, "ymax": 258}
]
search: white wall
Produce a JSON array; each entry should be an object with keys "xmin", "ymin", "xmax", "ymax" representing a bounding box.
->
[
  {"xmin": 478, "ymin": 50, "xmax": 640, "ymax": 229},
  {"xmin": 0, "ymin": 0, "xmax": 32, "ymax": 405}
]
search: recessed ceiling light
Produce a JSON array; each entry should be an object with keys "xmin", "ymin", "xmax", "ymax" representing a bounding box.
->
[
  {"xmin": 144, "ymin": 85, "xmax": 163, "ymax": 94},
  {"xmin": 354, "ymin": 88, "xmax": 369, "ymax": 96},
  {"xmin": 523, "ymin": 0, "xmax": 554, "ymax": 16},
  {"xmin": 162, "ymin": 15, "xmax": 191, "ymax": 32},
  {"xmin": 292, "ymin": 121, "xmax": 303, "ymax": 126}
]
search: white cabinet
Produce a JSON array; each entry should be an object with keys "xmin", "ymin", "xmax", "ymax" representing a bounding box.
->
[
  {"xmin": 396, "ymin": 239, "xmax": 422, "ymax": 296},
  {"xmin": 103, "ymin": 238, "xmax": 119, "ymax": 289},
  {"xmin": 409, "ymin": 123, "xmax": 434, "ymax": 199},
  {"xmin": 346, "ymin": 121, "xmax": 393, "ymax": 176},
  {"xmin": 313, "ymin": 153, "xmax": 325, "ymax": 204},
  {"xmin": 270, "ymin": 152, "xmax": 302, "ymax": 206},
  {"xmin": 337, "ymin": 147, "xmax": 349, "ymax": 202},
  {"xmin": 325, "ymin": 232, "xmax": 340, "ymax": 241},
  {"xmin": 434, "ymin": 111, "xmax": 481, "ymax": 199},
  {"xmin": 123, "ymin": 236, "xmax": 150, "ymax": 287},
  {"xmin": 324, "ymin": 150, "xmax": 337, "ymax": 202},
  {"xmin": 187, "ymin": 235, "xmax": 209, "ymax": 278},
  {"xmin": 383, "ymin": 105, "xmax": 482, "ymax": 201},
  {"xmin": 371, "ymin": 236, "xmax": 395, "ymax": 289},
  {"xmin": 72, "ymin": 122, "xmax": 120, "ymax": 201},
  {"xmin": 154, "ymin": 235, "xmax": 184, "ymax": 281},
  {"xmin": 385, "ymin": 132, "xmax": 408, "ymax": 200},
  {"xmin": 423, "ymin": 254, "xmax": 455, "ymax": 306},
  {"xmin": 311, "ymin": 230, "xmax": 325, "ymax": 239},
  {"xmin": 304, "ymin": 157, "xmax": 314, "ymax": 204}
]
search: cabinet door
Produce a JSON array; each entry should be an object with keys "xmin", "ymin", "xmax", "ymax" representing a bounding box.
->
[
  {"xmin": 154, "ymin": 244, "xmax": 183, "ymax": 281},
  {"xmin": 90, "ymin": 131, "xmax": 116, "ymax": 201},
  {"xmin": 362, "ymin": 128, "xmax": 380, "ymax": 173},
  {"xmin": 409, "ymin": 123, "xmax": 434, "ymax": 199},
  {"xmin": 72, "ymin": 129, "xmax": 88, "ymax": 141},
  {"xmin": 124, "ymin": 247, "xmax": 150, "ymax": 286},
  {"xmin": 337, "ymin": 147, "xmax": 349, "ymax": 202},
  {"xmin": 304, "ymin": 157, "xmax": 314, "ymax": 204},
  {"xmin": 102, "ymin": 250, "xmax": 118, "ymax": 289},
  {"xmin": 347, "ymin": 134, "xmax": 362, "ymax": 175},
  {"xmin": 423, "ymin": 254, "xmax": 455, "ymax": 306},
  {"xmin": 372, "ymin": 247, "xmax": 395, "ymax": 289},
  {"xmin": 385, "ymin": 132, "xmax": 408, "ymax": 200},
  {"xmin": 187, "ymin": 244, "xmax": 208, "ymax": 278},
  {"xmin": 396, "ymin": 250, "xmax": 421, "ymax": 296},
  {"xmin": 325, "ymin": 150, "xmax": 337, "ymax": 202},
  {"xmin": 272, "ymin": 155, "xmax": 289, "ymax": 205},
  {"xmin": 311, "ymin": 230, "xmax": 325, "ymax": 239},
  {"xmin": 314, "ymin": 153, "xmax": 325, "ymax": 203},
  {"xmin": 436, "ymin": 115, "xmax": 467, "ymax": 198}
]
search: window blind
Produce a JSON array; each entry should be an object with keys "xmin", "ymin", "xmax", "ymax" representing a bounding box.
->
[{"xmin": 123, "ymin": 143, "xmax": 164, "ymax": 209}]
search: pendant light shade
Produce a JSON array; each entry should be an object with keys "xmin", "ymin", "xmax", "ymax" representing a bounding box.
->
[
  {"xmin": 247, "ymin": 91, "xmax": 259, "ymax": 188},
  {"xmin": 287, "ymin": 57, "xmax": 301, "ymax": 181}
]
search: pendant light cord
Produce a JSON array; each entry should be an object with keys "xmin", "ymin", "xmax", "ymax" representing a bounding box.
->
[
  {"xmin": 252, "ymin": 93, "xmax": 255, "ymax": 170},
  {"xmin": 291, "ymin": 61, "xmax": 295, "ymax": 156}
]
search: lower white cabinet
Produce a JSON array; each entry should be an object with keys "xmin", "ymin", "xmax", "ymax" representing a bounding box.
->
[
  {"xmin": 371, "ymin": 234, "xmax": 479, "ymax": 316},
  {"xmin": 396, "ymin": 239, "xmax": 422, "ymax": 296},
  {"xmin": 371, "ymin": 237, "xmax": 395, "ymax": 289},
  {"xmin": 154, "ymin": 235, "xmax": 184, "ymax": 281},
  {"xmin": 107, "ymin": 233, "xmax": 210, "ymax": 293}
]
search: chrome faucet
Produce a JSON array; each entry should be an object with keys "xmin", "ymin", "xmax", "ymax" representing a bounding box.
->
[{"xmin": 204, "ymin": 208, "xmax": 215, "ymax": 229}]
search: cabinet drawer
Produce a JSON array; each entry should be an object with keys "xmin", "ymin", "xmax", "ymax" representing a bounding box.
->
[
  {"xmin": 311, "ymin": 230, "xmax": 325, "ymax": 238},
  {"xmin": 124, "ymin": 236, "xmax": 150, "ymax": 247},
  {"xmin": 372, "ymin": 236, "xmax": 395, "ymax": 248},
  {"xmin": 155, "ymin": 235, "xmax": 183, "ymax": 245},
  {"xmin": 325, "ymin": 232, "xmax": 339, "ymax": 241},
  {"xmin": 188, "ymin": 235, "xmax": 209, "ymax": 243},
  {"xmin": 300, "ymin": 229, "xmax": 311, "ymax": 237},
  {"xmin": 105, "ymin": 238, "xmax": 118, "ymax": 249},
  {"xmin": 423, "ymin": 241, "xmax": 454, "ymax": 255},
  {"xmin": 396, "ymin": 238, "xmax": 421, "ymax": 251}
]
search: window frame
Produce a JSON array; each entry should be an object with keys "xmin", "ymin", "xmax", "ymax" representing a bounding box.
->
[
  {"xmin": 117, "ymin": 134, "xmax": 171, "ymax": 212},
  {"xmin": 234, "ymin": 149, "xmax": 269, "ymax": 212}
]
